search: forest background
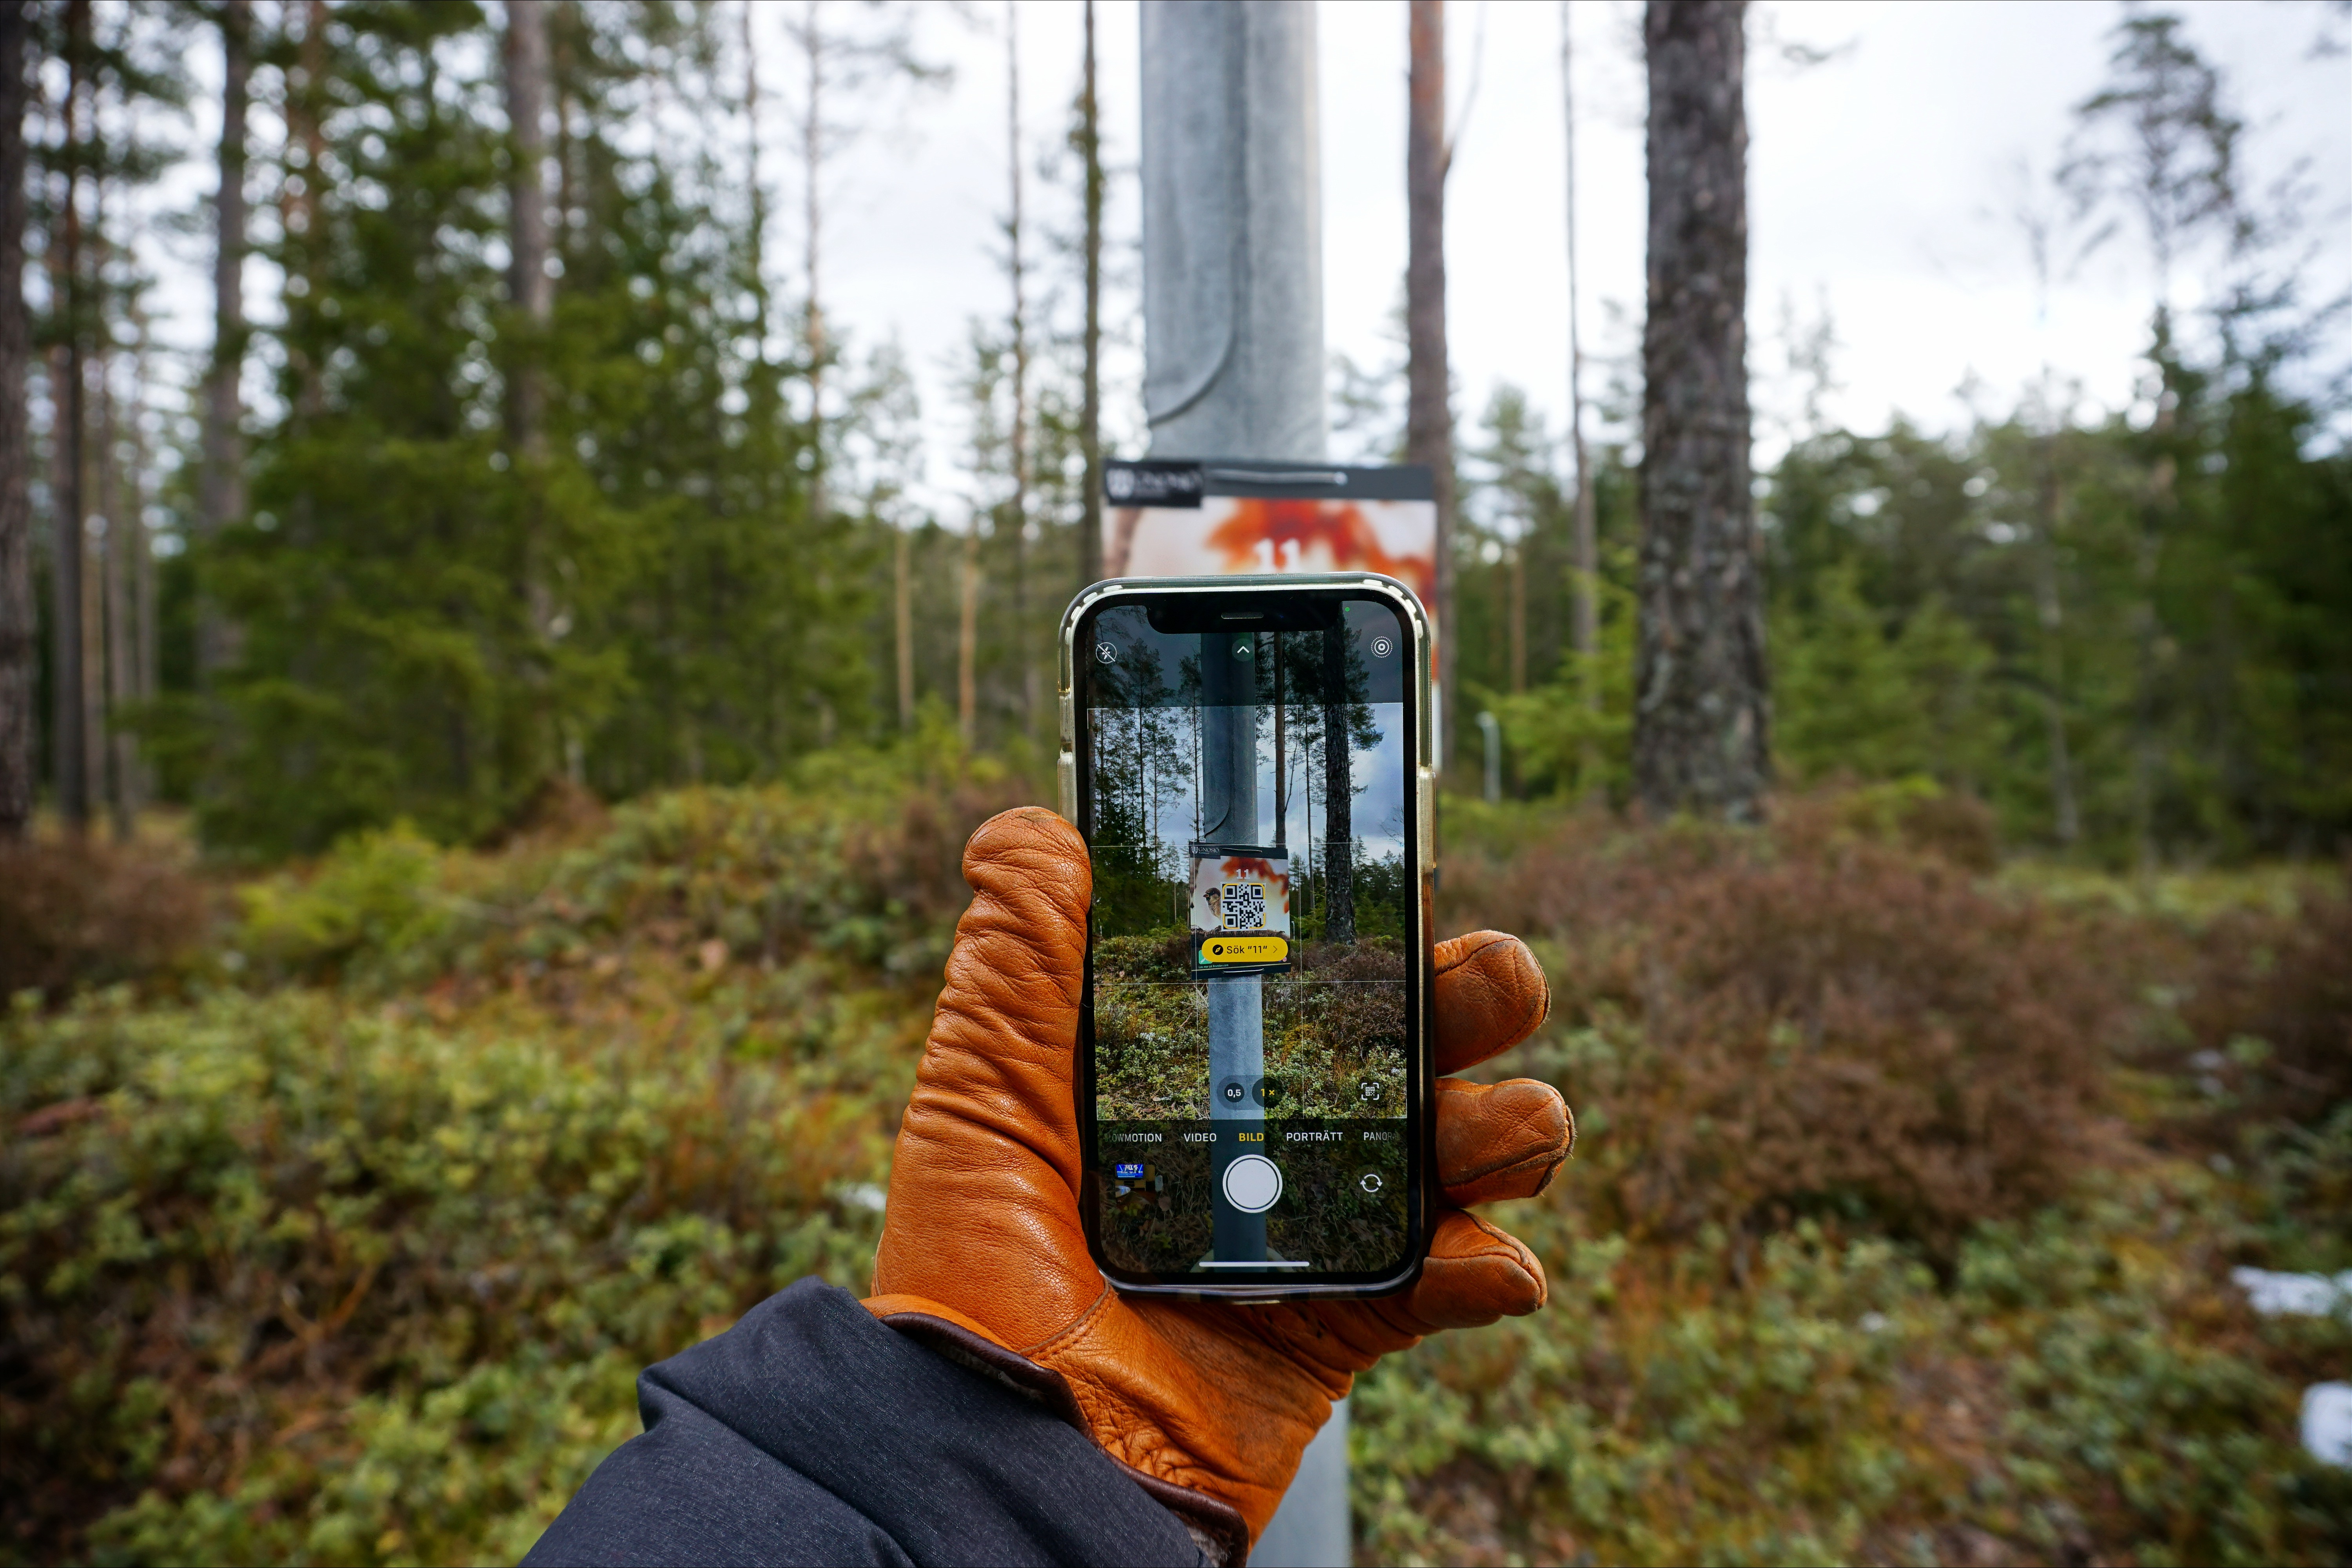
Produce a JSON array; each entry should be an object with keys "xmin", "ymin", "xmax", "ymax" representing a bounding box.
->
[
  {"xmin": 2, "ymin": 1, "xmax": 2352, "ymax": 1565},
  {"xmin": 0, "ymin": 0, "xmax": 2345, "ymax": 856}
]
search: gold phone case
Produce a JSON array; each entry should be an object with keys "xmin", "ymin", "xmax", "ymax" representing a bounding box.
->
[{"xmin": 1058, "ymin": 573, "xmax": 1437, "ymax": 1301}]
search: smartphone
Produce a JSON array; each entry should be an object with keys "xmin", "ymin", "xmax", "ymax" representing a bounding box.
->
[{"xmin": 1058, "ymin": 573, "xmax": 1435, "ymax": 1299}]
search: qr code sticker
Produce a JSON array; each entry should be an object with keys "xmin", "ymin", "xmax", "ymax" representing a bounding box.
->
[{"xmin": 1221, "ymin": 882, "xmax": 1267, "ymax": 930}]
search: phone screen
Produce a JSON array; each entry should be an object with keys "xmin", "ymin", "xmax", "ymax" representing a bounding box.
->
[{"xmin": 1076, "ymin": 591, "xmax": 1421, "ymax": 1287}]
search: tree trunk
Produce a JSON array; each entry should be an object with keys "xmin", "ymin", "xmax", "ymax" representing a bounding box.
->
[
  {"xmin": 894, "ymin": 525, "xmax": 913, "ymax": 730},
  {"xmin": 0, "ymin": 0, "xmax": 31, "ymax": 838},
  {"xmin": 1321, "ymin": 626, "xmax": 1353, "ymax": 944},
  {"xmin": 1005, "ymin": 2, "xmax": 1033, "ymax": 733},
  {"xmin": 1508, "ymin": 543, "xmax": 1526, "ymax": 695},
  {"xmin": 80, "ymin": 395, "xmax": 101, "ymax": 824},
  {"xmin": 505, "ymin": 0, "xmax": 556, "ymax": 780},
  {"xmin": 957, "ymin": 525, "xmax": 980, "ymax": 745},
  {"xmin": 128, "ymin": 318, "xmax": 156, "ymax": 762},
  {"xmin": 504, "ymin": 0, "xmax": 551, "ymax": 456},
  {"xmin": 285, "ymin": 0, "xmax": 326, "ymax": 423},
  {"xmin": 1404, "ymin": 0, "xmax": 1455, "ymax": 775},
  {"xmin": 1562, "ymin": 1, "xmax": 1598, "ymax": 716},
  {"xmin": 1633, "ymin": 0, "xmax": 1768, "ymax": 822},
  {"xmin": 1075, "ymin": 0, "xmax": 1102, "ymax": 589},
  {"xmin": 101, "ymin": 348, "xmax": 136, "ymax": 838},
  {"xmin": 2131, "ymin": 328, "xmax": 2178, "ymax": 877},
  {"xmin": 801, "ymin": 0, "xmax": 826, "ymax": 523},
  {"xmin": 2035, "ymin": 429, "xmax": 2078, "ymax": 846},
  {"xmin": 198, "ymin": 0, "xmax": 248, "ymax": 683},
  {"xmin": 742, "ymin": 0, "xmax": 770, "ymax": 395},
  {"xmin": 53, "ymin": 0, "xmax": 91, "ymax": 833}
]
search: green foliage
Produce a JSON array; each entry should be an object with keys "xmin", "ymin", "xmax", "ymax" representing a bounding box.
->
[
  {"xmin": 0, "ymin": 770, "xmax": 1029, "ymax": 1564},
  {"xmin": 1454, "ymin": 287, "xmax": 2352, "ymax": 868},
  {"xmin": 234, "ymin": 824, "xmax": 451, "ymax": 980},
  {"xmin": 1772, "ymin": 563, "xmax": 2000, "ymax": 789},
  {"xmin": 1355, "ymin": 1176, "xmax": 2352, "ymax": 1567},
  {"xmin": 1350, "ymin": 802, "xmax": 2352, "ymax": 1565},
  {"xmin": 1484, "ymin": 545, "xmax": 1636, "ymax": 803},
  {"xmin": 145, "ymin": 3, "xmax": 906, "ymax": 856},
  {"xmin": 10, "ymin": 783, "xmax": 2345, "ymax": 1566}
]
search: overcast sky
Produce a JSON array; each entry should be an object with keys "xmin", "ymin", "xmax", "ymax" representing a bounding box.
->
[
  {"xmin": 140, "ymin": 1, "xmax": 2352, "ymax": 528},
  {"xmin": 787, "ymin": 0, "xmax": 2350, "ymax": 514}
]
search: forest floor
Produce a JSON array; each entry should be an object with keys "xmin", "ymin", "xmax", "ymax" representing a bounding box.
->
[{"xmin": 2, "ymin": 765, "xmax": 2348, "ymax": 1566}]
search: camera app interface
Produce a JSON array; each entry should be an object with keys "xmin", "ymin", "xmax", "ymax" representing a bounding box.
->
[{"xmin": 1083, "ymin": 599, "xmax": 1412, "ymax": 1280}]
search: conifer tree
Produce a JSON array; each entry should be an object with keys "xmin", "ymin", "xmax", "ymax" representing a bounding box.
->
[
  {"xmin": 1633, "ymin": 0, "xmax": 1769, "ymax": 821},
  {"xmin": 1405, "ymin": 0, "xmax": 1456, "ymax": 772},
  {"xmin": 196, "ymin": 0, "xmax": 247, "ymax": 682},
  {"xmin": 0, "ymin": 0, "xmax": 29, "ymax": 837},
  {"xmin": 1072, "ymin": 0, "xmax": 1101, "ymax": 591}
]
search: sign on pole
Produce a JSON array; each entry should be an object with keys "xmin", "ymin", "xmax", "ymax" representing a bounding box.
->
[{"xmin": 1102, "ymin": 459, "xmax": 1442, "ymax": 753}]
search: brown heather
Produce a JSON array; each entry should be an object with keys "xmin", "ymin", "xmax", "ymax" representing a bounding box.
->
[
  {"xmin": 1447, "ymin": 794, "xmax": 2127, "ymax": 1248},
  {"xmin": 0, "ymin": 836, "xmax": 212, "ymax": 998},
  {"xmin": 5, "ymin": 779, "xmax": 2350, "ymax": 1565}
]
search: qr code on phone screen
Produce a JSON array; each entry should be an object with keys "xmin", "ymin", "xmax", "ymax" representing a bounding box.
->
[{"xmin": 1221, "ymin": 883, "xmax": 1267, "ymax": 929}]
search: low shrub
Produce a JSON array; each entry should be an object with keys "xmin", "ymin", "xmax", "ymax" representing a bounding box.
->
[
  {"xmin": 2180, "ymin": 876, "xmax": 2352, "ymax": 1132},
  {"xmin": 6, "ymin": 778, "xmax": 2347, "ymax": 1566},
  {"xmin": 1448, "ymin": 793, "xmax": 2125, "ymax": 1247},
  {"xmin": 0, "ymin": 837, "xmax": 212, "ymax": 1000},
  {"xmin": 230, "ymin": 768, "xmax": 1030, "ymax": 996},
  {"xmin": 1355, "ymin": 1165, "xmax": 2352, "ymax": 1567},
  {"xmin": 0, "ymin": 771, "xmax": 1028, "ymax": 1566}
]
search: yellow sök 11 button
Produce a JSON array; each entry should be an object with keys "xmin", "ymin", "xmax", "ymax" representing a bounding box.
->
[{"xmin": 1199, "ymin": 935, "xmax": 1288, "ymax": 964}]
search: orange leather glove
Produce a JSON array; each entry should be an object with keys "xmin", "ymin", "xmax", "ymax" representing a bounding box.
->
[{"xmin": 866, "ymin": 808, "xmax": 1572, "ymax": 1562}]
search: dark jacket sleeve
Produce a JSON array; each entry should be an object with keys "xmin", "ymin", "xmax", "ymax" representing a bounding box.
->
[{"xmin": 522, "ymin": 1278, "xmax": 1208, "ymax": 1568}]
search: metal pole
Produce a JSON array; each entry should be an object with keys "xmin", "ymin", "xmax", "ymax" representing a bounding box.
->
[
  {"xmin": 1140, "ymin": 2, "xmax": 1324, "ymax": 461},
  {"xmin": 1140, "ymin": 6, "xmax": 1345, "ymax": 1563},
  {"xmin": 1479, "ymin": 710, "xmax": 1501, "ymax": 804},
  {"xmin": 1200, "ymin": 628, "xmax": 1265, "ymax": 1265}
]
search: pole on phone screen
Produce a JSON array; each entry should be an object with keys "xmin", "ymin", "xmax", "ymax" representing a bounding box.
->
[{"xmin": 1201, "ymin": 630, "xmax": 1265, "ymax": 1264}]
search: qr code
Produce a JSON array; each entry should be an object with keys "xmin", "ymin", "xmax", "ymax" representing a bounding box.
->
[{"xmin": 1221, "ymin": 882, "xmax": 1267, "ymax": 929}]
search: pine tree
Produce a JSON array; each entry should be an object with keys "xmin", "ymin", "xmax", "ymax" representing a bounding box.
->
[
  {"xmin": 1633, "ymin": 0, "xmax": 1769, "ymax": 821},
  {"xmin": 1405, "ymin": 0, "xmax": 1456, "ymax": 774},
  {"xmin": 196, "ymin": 0, "xmax": 247, "ymax": 683},
  {"xmin": 0, "ymin": 0, "xmax": 29, "ymax": 837}
]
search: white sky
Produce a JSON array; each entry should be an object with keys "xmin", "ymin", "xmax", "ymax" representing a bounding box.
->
[
  {"xmin": 802, "ymin": 0, "xmax": 2350, "ymax": 510},
  {"xmin": 136, "ymin": 0, "xmax": 2352, "ymax": 528}
]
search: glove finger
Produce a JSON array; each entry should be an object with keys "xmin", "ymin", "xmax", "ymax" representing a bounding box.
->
[
  {"xmin": 1434, "ymin": 931, "xmax": 1551, "ymax": 1073},
  {"xmin": 1403, "ymin": 1209, "xmax": 1548, "ymax": 1329},
  {"xmin": 1249, "ymin": 1207, "xmax": 1548, "ymax": 1372},
  {"xmin": 870, "ymin": 808, "xmax": 1098, "ymax": 1336},
  {"xmin": 1436, "ymin": 1076, "xmax": 1573, "ymax": 1207}
]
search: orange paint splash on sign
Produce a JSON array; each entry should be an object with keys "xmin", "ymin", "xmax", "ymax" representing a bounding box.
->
[{"xmin": 1204, "ymin": 499, "xmax": 1437, "ymax": 607}]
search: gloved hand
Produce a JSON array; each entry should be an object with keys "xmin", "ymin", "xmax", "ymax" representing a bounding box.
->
[{"xmin": 866, "ymin": 808, "xmax": 1572, "ymax": 1562}]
